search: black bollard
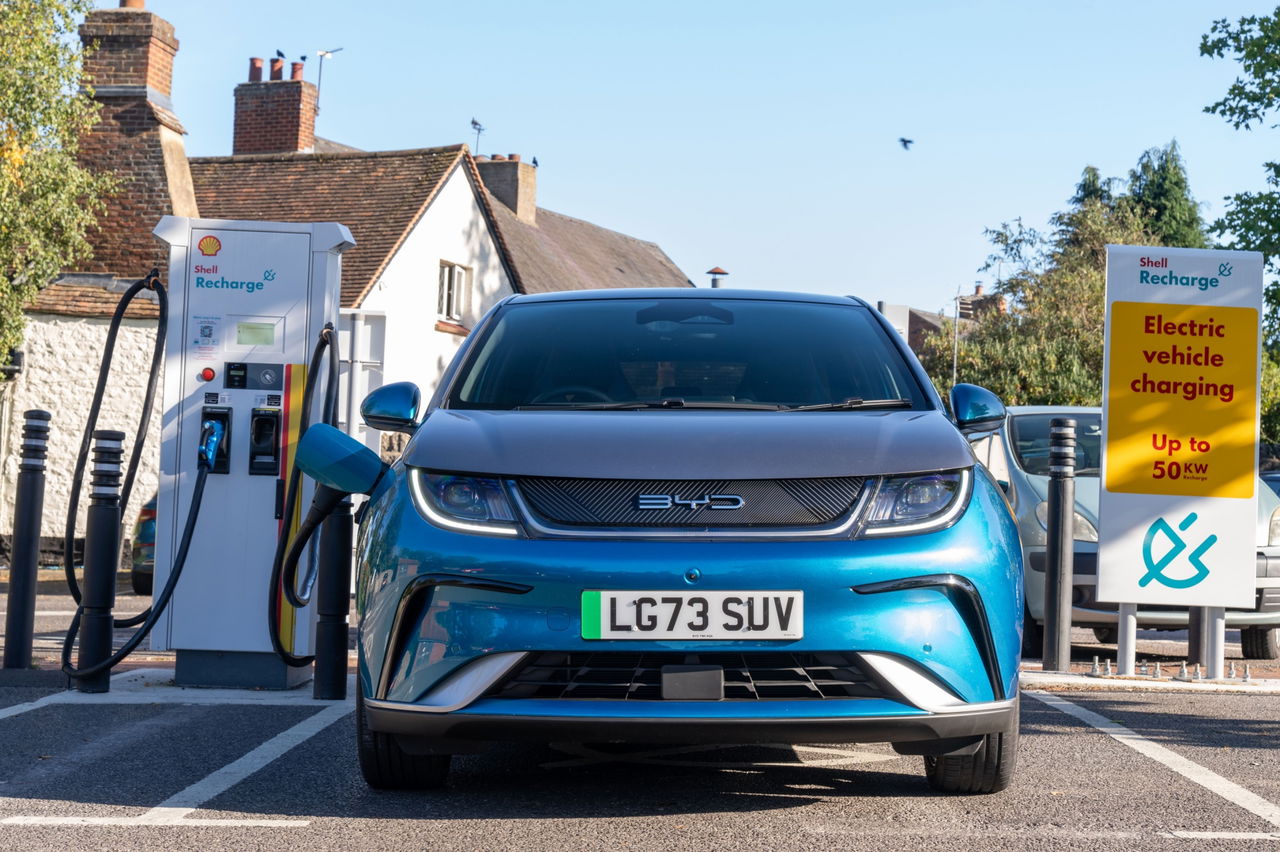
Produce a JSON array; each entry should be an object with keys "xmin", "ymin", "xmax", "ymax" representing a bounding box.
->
[
  {"xmin": 1043, "ymin": 418, "xmax": 1076, "ymax": 672},
  {"xmin": 4, "ymin": 411, "xmax": 51, "ymax": 670},
  {"xmin": 313, "ymin": 497, "xmax": 353, "ymax": 700},
  {"xmin": 76, "ymin": 430, "xmax": 125, "ymax": 693}
]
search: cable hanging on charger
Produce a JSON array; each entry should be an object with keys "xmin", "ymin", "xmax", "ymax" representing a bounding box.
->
[
  {"xmin": 268, "ymin": 322, "xmax": 341, "ymax": 668},
  {"xmin": 62, "ymin": 268, "xmax": 166, "ymax": 630}
]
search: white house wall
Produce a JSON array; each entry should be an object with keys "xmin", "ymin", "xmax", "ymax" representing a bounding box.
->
[
  {"xmin": 358, "ymin": 164, "xmax": 513, "ymax": 398},
  {"xmin": 2, "ymin": 312, "xmax": 163, "ymax": 542}
]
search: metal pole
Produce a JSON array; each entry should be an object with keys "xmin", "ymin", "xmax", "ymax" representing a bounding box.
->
[
  {"xmin": 1116, "ymin": 603, "xmax": 1137, "ymax": 675},
  {"xmin": 3, "ymin": 410, "xmax": 51, "ymax": 669},
  {"xmin": 1204, "ymin": 606, "xmax": 1225, "ymax": 680},
  {"xmin": 313, "ymin": 497, "xmax": 353, "ymax": 700},
  {"xmin": 76, "ymin": 430, "xmax": 124, "ymax": 693},
  {"xmin": 1043, "ymin": 418, "xmax": 1076, "ymax": 671},
  {"xmin": 1187, "ymin": 606, "xmax": 1204, "ymax": 666},
  {"xmin": 951, "ymin": 303, "xmax": 960, "ymax": 388}
]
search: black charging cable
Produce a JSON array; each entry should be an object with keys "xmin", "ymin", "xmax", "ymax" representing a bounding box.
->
[
  {"xmin": 62, "ymin": 269, "xmax": 166, "ymax": 629},
  {"xmin": 267, "ymin": 323, "xmax": 340, "ymax": 667},
  {"xmin": 62, "ymin": 421, "xmax": 224, "ymax": 680}
]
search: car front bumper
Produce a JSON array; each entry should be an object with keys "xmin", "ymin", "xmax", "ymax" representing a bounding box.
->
[
  {"xmin": 354, "ymin": 467, "xmax": 1024, "ymax": 745},
  {"xmin": 364, "ymin": 690, "xmax": 1018, "ymax": 746}
]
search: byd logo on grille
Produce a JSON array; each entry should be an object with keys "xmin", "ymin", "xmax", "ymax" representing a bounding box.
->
[{"xmin": 636, "ymin": 494, "xmax": 745, "ymax": 510}]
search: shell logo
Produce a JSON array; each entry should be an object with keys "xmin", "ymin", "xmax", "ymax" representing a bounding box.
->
[{"xmin": 197, "ymin": 235, "xmax": 222, "ymax": 257}]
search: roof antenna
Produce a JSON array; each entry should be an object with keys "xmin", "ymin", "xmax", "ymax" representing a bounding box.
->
[
  {"xmin": 470, "ymin": 118, "xmax": 485, "ymax": 152},
  {"xmin": 315, "ymin": 47, "xmax": 343, "ymax": 112}
]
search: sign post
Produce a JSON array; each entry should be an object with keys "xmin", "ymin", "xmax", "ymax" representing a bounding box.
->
[{"xmin": 1099, "ymin": 245, "xmax": 1262, "ymax": 679}]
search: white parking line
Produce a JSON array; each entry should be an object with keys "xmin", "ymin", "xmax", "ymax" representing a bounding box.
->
[
  {"xmin": 2, "ymin": 701, "xmax": 352, "ymax": 827},
  {"xmin": 1028, "ymin": 690, "xmax": 1280, "ymax": 830}
]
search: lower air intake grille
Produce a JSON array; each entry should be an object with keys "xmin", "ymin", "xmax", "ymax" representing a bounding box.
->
[
  {"xmin": 516, "ymin": 477, "xmax": 864, "ymax": 528},
  {"xmin": 488, "ymin": 652, "xmax": 883, "ymax": 701}
]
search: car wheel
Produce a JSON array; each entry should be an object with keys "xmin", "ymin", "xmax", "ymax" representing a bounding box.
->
[
  {"xmin": 924, "ymin": 698, "xmax": 1019, "ymax": 795},
  {"xmin": 1021, "ymin": 608, "xmax": 1043, "ymax": 659},
  {"xmin": 1092, "ymin": 627, "xmax": 1118, "ymax": 644},
  {"xmin": 1241, "ymin": 626, "xmax": 1280, "ymax": 660},
  {"xmin": 356, "ymin": 690, "xmax": 451, "ymax": 790},
  {"xmin": 130, "ymin": 569, "xmax": 152, "ymax": 596}
]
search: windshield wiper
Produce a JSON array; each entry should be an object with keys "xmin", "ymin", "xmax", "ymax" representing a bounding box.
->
[
  {"xmin": 784, "ymin": 397, "xmax": 914, "ymax": 412},
  {"xmin": 516, "ymin": 399, "xmax": 785, "ymax": 411}
]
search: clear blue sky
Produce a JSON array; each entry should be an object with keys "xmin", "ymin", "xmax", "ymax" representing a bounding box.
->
[{"xmin": 121, "ymin": 0, "xmax": 1279, "ymax": 315}]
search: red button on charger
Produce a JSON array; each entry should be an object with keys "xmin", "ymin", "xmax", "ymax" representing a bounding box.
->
[{"xmin": 200, "ymin": 367, "xmax": 216, "ymax": 382}]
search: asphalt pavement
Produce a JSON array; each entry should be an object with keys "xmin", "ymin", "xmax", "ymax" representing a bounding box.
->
[{"xmin": 1, "ymin": 574, "xmax": 1279, "ymax": 850}]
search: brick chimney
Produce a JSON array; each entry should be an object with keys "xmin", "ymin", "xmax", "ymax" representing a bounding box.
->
[
  {"xmin": 475, "ymin": 154, "xmax": 537, "ymax": 224},
  {"xmin": 75, "ymin": 0, "xmax": 198, "ymax": 281},
  {"xmin": 233, "ymin": 57, "xmax": 317, "ymax": 155}
]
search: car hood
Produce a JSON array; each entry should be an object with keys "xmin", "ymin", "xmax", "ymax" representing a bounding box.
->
[{"xmin": 403, "ymin": 409, "xmax": 974, "ymax": 480}]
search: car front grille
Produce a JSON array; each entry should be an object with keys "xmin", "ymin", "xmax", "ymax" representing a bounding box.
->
[
  {"xmin": 487, "ymin": 651, "xmax": 884, "ymax": 701},
  {"xmin": 515, "ymin": 477, "xmax": 865, "ymax": 528}
]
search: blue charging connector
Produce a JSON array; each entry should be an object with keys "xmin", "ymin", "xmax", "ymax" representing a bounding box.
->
[{"xmin": 198, "ymin": 419, "xmax": 225, "ymax": 470}]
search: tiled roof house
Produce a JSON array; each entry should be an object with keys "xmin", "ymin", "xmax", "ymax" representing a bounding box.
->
[{"xmin": 2, "ymin": 0, "xmax": 689, "ymax": 545}]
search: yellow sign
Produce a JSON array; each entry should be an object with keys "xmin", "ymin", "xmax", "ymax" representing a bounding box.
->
[{"xmin": 1104, "ymin": 301, "xmax": 1257, "ymax": 498}]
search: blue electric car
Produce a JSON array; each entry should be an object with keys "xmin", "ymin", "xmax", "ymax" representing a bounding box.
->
[{"xmin": 349, "ymin": 289, "xmax": 1023, "ymax": 794}]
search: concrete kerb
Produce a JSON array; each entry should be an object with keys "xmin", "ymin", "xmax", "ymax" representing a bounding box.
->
[{"xmin": 1021, "ymin": 667, "xmax": 1280, "ymax": 694}]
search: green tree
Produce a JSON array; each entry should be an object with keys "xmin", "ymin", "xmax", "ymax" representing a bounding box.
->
[
  {"xmin": 1199, "ymin": 12, "xmax": 1280, "ymax": 440},
  {"xmin": 1120, "ymin": 141, "xmax": 1209, "ymax": 249},
  {"xmin": 0, "ymin": 0, "xmax": 111, "ymax": 365},
  {"xmin": 1201, "ymin": 9, "xmax": 1280, "ymax": 348},
  {"xmin": 919, "ymin": 146, "xmax": 1204, "ymax": 405}
]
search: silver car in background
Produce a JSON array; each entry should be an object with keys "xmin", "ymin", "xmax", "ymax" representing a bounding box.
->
[{"xmin": 969, "ymin": 406, "xmax": 1280, "ymax": 660}]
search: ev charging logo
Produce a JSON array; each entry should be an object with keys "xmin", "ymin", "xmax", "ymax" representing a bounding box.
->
[{"xmin": 1139, "ymin": 512, "xmax": 1215, "ymax": 589}]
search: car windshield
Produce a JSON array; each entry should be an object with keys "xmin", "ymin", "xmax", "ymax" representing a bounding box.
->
[
  {"xmin": 448, "ymin": 297, "xmax": 930, "ymax": 411},
  {"xmin": 1262, "ymin": 475, "xmax": 1280, "ymax": 500},
  {"xmin": 1008, "ymin": 412, "xmax": 1102, "ymax": 476}
]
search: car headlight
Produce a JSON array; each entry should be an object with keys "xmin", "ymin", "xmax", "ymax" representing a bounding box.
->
[
  {"xmin": 1269, "ymin": 506, "xmax": 1280, "ymax": 547},
  {"xmin": 409, "ymin": 469, "xmax": 521, "ymax": 536},
  {"xmin": 1034, "ymin": 501, "xmax": 1099, "ymax": 542},
  {"xmin": 861, "ymin": 469, "xmax": 970, "ymax": 536}
]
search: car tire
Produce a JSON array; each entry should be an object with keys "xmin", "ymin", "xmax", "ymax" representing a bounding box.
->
[
  {"xmin": 356, "ymin": 690, "xmax": 451, "ymax": 790},
  {"xmin": 923, "ymin": 698, "xmax": 1019, "ymax": 795},
  {"xmin": 1092, "ymin": 627, "xmax": 1118, "ymax": 644},
  {"xmin": 1241, "ymin": 626, "xmax": 1280, "ymax": 661},
  {"xmin": 130, "ymin": 569, "xmax": 152, "ymax": 596},
  {"xmin": 1021, "ymin": 609, "xmax": 1043, "ymax": 659}
]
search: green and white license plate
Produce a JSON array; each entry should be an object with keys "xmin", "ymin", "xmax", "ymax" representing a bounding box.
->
[{"xmin": 581, "ymin": 590, "xmax": 803, "ymax": 640}]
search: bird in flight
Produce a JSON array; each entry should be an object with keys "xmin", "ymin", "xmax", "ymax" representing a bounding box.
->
[{"xmin": 899, "ymin": 138, "xmax": 914, "ymax": 150}]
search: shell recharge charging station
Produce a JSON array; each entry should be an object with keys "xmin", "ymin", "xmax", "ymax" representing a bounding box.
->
[{"xmin": 152, "ymin": 217, "xmax": 354, "ymax": 688}]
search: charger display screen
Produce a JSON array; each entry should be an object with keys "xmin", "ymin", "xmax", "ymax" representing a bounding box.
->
[{"xmin": 236, "ymin": 322, "xmax": 275, "ymax": 347}]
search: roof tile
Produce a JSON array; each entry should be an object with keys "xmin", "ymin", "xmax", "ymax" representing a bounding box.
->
[{"xmin": 189, "ymin": 145, "xmax": 465, "ymax": 307}]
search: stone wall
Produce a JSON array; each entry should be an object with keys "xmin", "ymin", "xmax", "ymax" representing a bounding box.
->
[{"xmin": 0, "ymin": 313, "xmax": 163, "ymax": 547}]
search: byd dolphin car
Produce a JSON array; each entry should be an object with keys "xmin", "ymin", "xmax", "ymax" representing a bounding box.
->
[{"xmin": 344, "ymin": 290, "xmax": 1023, "ymax": 794}]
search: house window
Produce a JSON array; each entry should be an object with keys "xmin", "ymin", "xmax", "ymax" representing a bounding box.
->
[{"xmin": 438, "ymin": 261, "xmax": 471, "ymax": 322}]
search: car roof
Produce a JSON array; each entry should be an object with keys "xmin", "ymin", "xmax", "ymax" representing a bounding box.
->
[{"xmin": 505, "ymin": 287, "xmax": 866, "ymax": 307}]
